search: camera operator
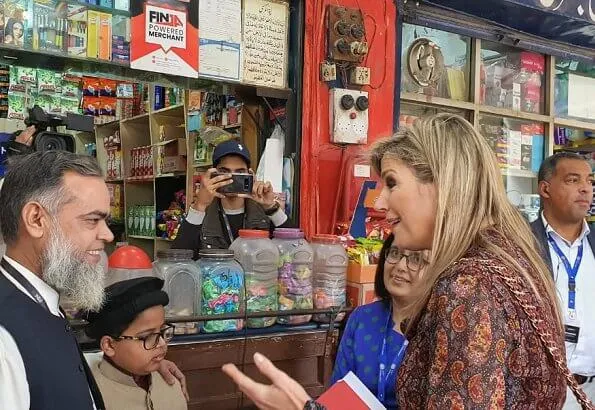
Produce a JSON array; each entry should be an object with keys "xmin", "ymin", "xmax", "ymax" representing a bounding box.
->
[
  {"xmin": 172, "ymin": 140, "xmax": 290, "ymax": 257},
  {"xmin": 0, "ymin": 126, "xmax": 36, "ymax": 164}
]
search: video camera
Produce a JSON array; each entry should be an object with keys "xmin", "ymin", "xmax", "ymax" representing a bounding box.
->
[{"xmin": 24, "ymin": 105, "xmax": 94, "ymax": 153}]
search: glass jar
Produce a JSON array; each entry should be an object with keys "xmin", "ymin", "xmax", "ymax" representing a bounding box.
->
[
  {"xmin": 311, "ymin": 235, "xmax": 347, "ymax": 323},
  {"xmin": 229, "ymin": 230, "xmax": 279, "ymax": 328},
  {"xmin": 272, "ymin": 228, "xmax": 313, "ymax": 325},
  {"xmin": 197, "ymin": 249, "xmax": 245, "ymax": 333},
  {"xmin": 154, "ymin": 249, "xmax": 201, "ymax": 335}
]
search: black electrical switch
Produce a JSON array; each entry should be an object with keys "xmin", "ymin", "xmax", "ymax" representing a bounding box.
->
[
  {"xmin": 356, "ymin": 96, "xmax": 369, "ymax": 111},
  {"xmin": 340, "ymin": 94, "xmax": 355, "ymax": 110}
]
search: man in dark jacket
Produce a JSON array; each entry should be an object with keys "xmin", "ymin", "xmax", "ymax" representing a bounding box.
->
[
  {"xmin": 530, "ymin": 152, "xmax": 595, "ymax": 407},
  {"xmin": 173, "ymin": 140, "xmax": 288, "ymax": 256}
]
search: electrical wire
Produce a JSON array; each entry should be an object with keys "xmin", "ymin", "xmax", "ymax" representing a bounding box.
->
[{"xmin": 369, "ymin": 0, "xmax": 389, "ymax": 90}]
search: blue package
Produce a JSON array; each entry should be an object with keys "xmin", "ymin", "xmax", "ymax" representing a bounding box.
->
[{"xmin": 531, "ymin": 134, "xmax": 545, "ymax": 174}]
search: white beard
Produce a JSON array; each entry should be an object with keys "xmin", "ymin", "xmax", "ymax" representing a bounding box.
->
[{"xmin": 42, "ymin": 229, "xmax": 105, "ymax": 312}]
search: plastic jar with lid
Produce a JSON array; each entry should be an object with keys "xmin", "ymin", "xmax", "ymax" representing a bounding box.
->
[
  {"xmin": 229, "ymin": 230, "xmax": 279, "ymax": 328},
  {"xmin": 154, "ymin": 249, "xmax": 201, "ymax": 335},
  {"xmin": 197, "ymin": 249, "xmax": 245, "ymax": 333},
  {"xmin": 272, "ymin": 228, "xmax": 313, "ymax": 325},
  {"xmin": 311, "ymin": 235, "xmax": 348, "ymax": 323}
]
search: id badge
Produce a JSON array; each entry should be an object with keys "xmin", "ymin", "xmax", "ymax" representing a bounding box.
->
[{"xmin": 564, "ymin": 325, "xmax": 580, "ymax": 344}]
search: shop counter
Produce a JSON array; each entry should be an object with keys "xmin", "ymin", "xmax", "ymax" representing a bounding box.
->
[{"xmin": 166, "ymin": 324, "xmax": 339, "ymax": 409}]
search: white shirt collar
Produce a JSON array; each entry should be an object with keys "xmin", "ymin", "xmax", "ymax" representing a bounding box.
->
[
  {"xmin": 541, "ymin": 212, "xmax": 590, "ymax": 247},
  {"xmin": 2, "ymin": 255, "xmax": 61, "ymax": 317}
]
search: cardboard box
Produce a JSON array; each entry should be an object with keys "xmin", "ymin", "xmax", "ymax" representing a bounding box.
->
[
  {"xmin": 346, "ymin": 282, "xmax": 378, "ymax": 308},
  {"xmin": 346, "ymin": 263, "xmax": 377, "ymax": 284},
  {"xmin": 160, "ymin": 156, "xmax": 186, "ymax": 174}
]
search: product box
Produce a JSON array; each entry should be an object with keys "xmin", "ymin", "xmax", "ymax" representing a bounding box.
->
[
  {"xmin": 346, "ymin": 282, "xmax": 377, "ymax": 308},
  {"xmin": 160, "ymin": 155, "xmax": 186, "ymax": 174},
  {"xmin": 87, "ymin": 10, "xmax": 100, "ymax": 58},
  {"xmin": 346, "ymin": 263, "xmax": 377, "ymax": 284},
  {"xmin": 3, "ymin": 0, "xmax": 29, "ymax": 48},
  {"xmin": 98, "ymin": 12, "xmax": 112, "ymax": 61},
  {"xmin": 67, "ymin": 5, "xmax": 88, "ymax": 56},
  {"xmin": 99, "ymin": 0, "xmax": 113, "ymax": 8}
]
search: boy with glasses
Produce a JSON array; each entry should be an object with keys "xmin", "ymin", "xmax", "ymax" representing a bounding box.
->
[{"xmin": 84, "ymin": 277, "xmax": 187, "ymax": 410}]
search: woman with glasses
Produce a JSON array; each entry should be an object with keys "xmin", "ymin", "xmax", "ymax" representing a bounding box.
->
[
  {"xmin": 85, "ymin": 277, "xmax": 187, "ymax": 410},
  {"xmin": 330, "ymin": 234, "xmax": 428, "ymax": 409}
]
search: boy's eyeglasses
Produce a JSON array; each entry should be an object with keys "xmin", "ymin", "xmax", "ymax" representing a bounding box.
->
[
  {"xmin": 112, "ymin": 324, "xmax": 175, "ymax": 350},
  {"xmin": 384, "ymin": 248, "xmax": 428, "ymax": 271}
]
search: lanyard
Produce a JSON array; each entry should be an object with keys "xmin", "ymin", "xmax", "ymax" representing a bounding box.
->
[
  {"xmin": 219, "ymin": 203, "xmax": 246, "ymax": 244},
  {"xmin": 0, "ymin": 257, "xmax": 50, "ymax": 312},
  {"xmin": 547, "ymin": 233, "xmax": 583, "ymax": 311},
  {"xmin": 377, "ymin": 307, "xmax": 408, "ymax": 403}
]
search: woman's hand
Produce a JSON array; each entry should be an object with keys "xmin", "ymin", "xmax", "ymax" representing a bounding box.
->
[
  {"xmin": 222, "ymin": 352, "xmax": 311, "ymax": 410},
  {"xmin": 157, "ymin": 359, "xmax": 189, "ymax": 402}
]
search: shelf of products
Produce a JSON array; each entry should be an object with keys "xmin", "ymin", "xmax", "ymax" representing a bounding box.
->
[{"xmin": 398, "ymin": 22, "xmax": 595, "ymax": 224}]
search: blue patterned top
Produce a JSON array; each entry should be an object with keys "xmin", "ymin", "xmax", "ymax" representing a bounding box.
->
[{"xmin": 330, "ymin": 300, "xmax": 407, "ymax": 410}]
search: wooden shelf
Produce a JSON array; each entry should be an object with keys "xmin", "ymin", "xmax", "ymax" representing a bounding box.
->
[
  {"xmin": 478, "ymin": 105, "xmax": 550, "ymax": 123},
  {"xmin": 95, "ymin": 119, "xmax": 121, "ymax": 129},
  {"xmin": 125, "ymin": 176, "xmax": 155, "ymax": 183},
  {"xmin": 223, "ymin": 123, "xmax": 242, "ymax": 130},
  {"xmin": 105, "ymin": 179, "xmax": 124, "ymax": 183},
  {"xmin": 156, "ymin": 172, "xmax": 186, "ymax": 179},
  {"xmin": 193, "ymin": 163, "xmax": 213, "ymax": 168},
  {"xmin": 128, "ymin": 235, "xmax": 155, "ymax": 240},
  {"xmin": 501, "ymin": 168, "xmax": 537, "ymax": 178},
  {"xmin": 121, "ymin": 113, "xmax": 150, "ymax": 125},
  {"xmin": 400, "ymin": 92, "xmax": 475, "ymax": 111},
  {"xmin": 152, "ymin": 104, "xmax": 185, "ymax": 116},
  {"xmin": 155, "ymin": 237, "xmax": 174, "ymax": 242},
  {"xmin": 554, "ymin": 117, "xmax": 595, "ymax": 131}
]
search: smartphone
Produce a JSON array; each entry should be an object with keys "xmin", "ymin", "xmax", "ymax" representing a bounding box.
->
[{"xmin": 213, "ymin": 172, "xmax": 254, "ymax": 195}]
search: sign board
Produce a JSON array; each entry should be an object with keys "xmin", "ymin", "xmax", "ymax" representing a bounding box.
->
[
  {"xmin": 198, "ymin": 0, "xmax": 242, "ymax": 81},
  {"xmin": 130, "ymin": 0, "xmax": 199, "ymax": 78},
  {"xmin": 241, "ymin": 0, "xmax": 289, "ymax": 88}
]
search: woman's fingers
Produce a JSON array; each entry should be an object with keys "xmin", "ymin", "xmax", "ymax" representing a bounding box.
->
[
  {"xmin": 222, "ymin": 363, "xmax": 268, "ymax": 405},
  {"xmin": 253, "ymin": 353, "xmax": 310, "ymax": 409}
]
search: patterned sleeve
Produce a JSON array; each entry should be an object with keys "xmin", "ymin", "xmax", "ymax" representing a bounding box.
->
[
  {"xmin": 424, "ymin": 271, "xmax": 509, "ymax": 408},
  {"xmin": 329, "ymin": 308, "xmax": 359, "ymax": 386}
]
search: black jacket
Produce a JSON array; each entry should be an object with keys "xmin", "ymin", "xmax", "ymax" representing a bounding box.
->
[
  {"xmin": 530, "ymin": 218, "xmax": 595, "ymax": 273},
  {"xmin": 172, "ymin": 198, "xmax": 286, "ymax": 258}
]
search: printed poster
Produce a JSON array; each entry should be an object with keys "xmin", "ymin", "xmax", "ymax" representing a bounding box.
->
[
  {"xmin": 198, "ymin": 0, "xmax": 242, "ymax": 81},
  {"xmin": 130, "ymin": 0, "xmax": 199, "ymax": 78}
]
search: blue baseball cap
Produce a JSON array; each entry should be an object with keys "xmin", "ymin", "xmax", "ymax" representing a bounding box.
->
[{"xmin": 213, "ymin": 140, "xmax": 251, "ymax": 167}]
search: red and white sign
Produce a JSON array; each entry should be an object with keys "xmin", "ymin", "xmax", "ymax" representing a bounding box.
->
[{"xmin": 131, "ymin": 0, "xmax": 198, "ymax": 78}]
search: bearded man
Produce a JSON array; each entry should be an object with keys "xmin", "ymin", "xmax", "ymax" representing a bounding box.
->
[{"xmin": 0, "ymin": 151, "xmax": 187, "ymax": 410}]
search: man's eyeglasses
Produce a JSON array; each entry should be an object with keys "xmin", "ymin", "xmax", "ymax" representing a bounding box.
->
[
  {"xmin": 112, "ymin": 325, "xmax": 175, "ymax": 350},
  {"xmin": 384, "ymin": 247, "xmax": 428, "ymax": 271}
]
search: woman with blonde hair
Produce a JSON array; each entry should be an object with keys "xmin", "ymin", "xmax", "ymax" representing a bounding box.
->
[{"xmin": 222, "ymin": 114, "xmax": 593, "ymax": 410}]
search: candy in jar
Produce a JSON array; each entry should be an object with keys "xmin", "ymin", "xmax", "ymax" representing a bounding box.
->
[
  {"xmin": 272, "ymin": 228, "xmax": 313, "ymax": 324},
  {"xmin": 197, "ymin": 249, "xmax": 245, "ymax": 333},
  {"xmin": 229, "ymin": 230, "xmax": 279, "ymax": 328},
  {"xmin": 311, "ymin": 235, "xmax": 347, "ymax": 323}
]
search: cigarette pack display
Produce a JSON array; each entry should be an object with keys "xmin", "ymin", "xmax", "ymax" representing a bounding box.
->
[
  {"xmin": 67, "ymin": 5, "xmax": 88, "ymax": 57},
  {"xmin": 32, "ymin": 0, "xmax": 68, "ymax": 53}
]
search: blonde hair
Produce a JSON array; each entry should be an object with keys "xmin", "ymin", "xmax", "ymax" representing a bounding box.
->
[{"xmin": 371, "ymin": 113, "xmax": 562, "ymax": 332}]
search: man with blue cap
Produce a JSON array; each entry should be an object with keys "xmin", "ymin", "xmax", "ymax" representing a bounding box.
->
[{"xmin": 173, "ymin": 139, "xmax": 288, "ymax": 256}]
